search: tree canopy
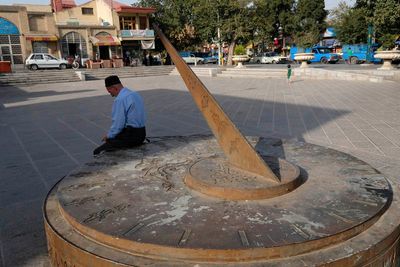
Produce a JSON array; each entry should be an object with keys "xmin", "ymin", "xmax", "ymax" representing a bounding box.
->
[
  {"xmin": 136, "ymin": 0, "xmax": 399, "ymax": 56},
  {"xmin": 333, "ymin": 0, "xmax": 400, "ymax": 48}
]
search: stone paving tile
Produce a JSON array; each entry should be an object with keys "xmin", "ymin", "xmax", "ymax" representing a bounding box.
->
[
  {"xmin": 0, "ymin": 241, "xmax": 4, "ymax": 267},
  {"xmin": 0, "ymin": 75, "xmax": 400, "ymax": 265}
]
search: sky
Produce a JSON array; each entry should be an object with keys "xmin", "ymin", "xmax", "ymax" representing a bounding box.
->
[{"xmin": 0, "ymin": 0, "xmax": 355, "ymax": 10}]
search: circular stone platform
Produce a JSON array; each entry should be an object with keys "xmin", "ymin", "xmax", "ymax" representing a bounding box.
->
[{"xmin": 44, "ymin": 136, "xmax": 400, "ymax": 266}]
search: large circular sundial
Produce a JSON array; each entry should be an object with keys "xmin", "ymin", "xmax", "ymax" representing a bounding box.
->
[{"xmin": 44, "ymin": 27, "xmax": 400, "ymax": 266}]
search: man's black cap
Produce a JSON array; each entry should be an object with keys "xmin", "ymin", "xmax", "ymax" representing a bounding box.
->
[{"xmin": 105, "ymin": 75, "xmax": 121, "ymax": 87}]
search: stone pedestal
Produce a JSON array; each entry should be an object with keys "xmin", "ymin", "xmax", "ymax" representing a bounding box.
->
[
  {"xmin": 232, "ymin": 55, "xmax": 249, "ymax": 68},
  {"xmin": 294, "ymin": 53, "xmax": 315, "ymax": 68},
  {"xmin": 374, "ymin": 51, "xmax": 400, "ymax": 70},
  {"xmin": 44, "ymin": 135, "xmax": 400, "ymax": 266}
]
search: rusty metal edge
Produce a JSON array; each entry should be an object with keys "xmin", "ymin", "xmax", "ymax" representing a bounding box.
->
[
  {"xmin": 55, "ymin": 191, "xmax": 391, "ymax": 263},
  {"xmin": 43, "ymin": 178, "xmax": 130, "ymax": 267}
]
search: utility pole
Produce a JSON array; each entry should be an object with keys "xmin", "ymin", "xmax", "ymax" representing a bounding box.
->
[
  {"xmin": 366, "ymin": 0, "xmax": 373, "ymax": 62},
  {"xmin": 218, "ymin": 27, "xmax": 221, "ymax": 66}
]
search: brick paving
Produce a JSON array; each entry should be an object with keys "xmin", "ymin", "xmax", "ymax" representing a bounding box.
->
[{"xmin": 0, "ymin": 73, "xmax": 400, "ymax": 266}]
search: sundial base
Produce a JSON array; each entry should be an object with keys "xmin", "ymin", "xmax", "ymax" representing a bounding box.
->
[
  {"xmin": 44, "ymin": 136, "xmax": 400, "ymax": 266},
  {"xmin": 185, "ymin": 156, "xmax": 302, "ymax": 200}
]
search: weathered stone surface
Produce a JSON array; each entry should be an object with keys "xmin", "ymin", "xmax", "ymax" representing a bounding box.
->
[{"xmin": 44, "ymin": 136, "xmax": 399, "ymax": 266}]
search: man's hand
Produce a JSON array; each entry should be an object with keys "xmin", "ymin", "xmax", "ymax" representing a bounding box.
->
[{"xmin": 102, "ymin": 135, "xmax": 108, "ymax": 142}]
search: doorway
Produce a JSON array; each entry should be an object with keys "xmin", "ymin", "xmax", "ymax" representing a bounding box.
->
[
  {"xmin": 99, "ymin": 46, "xmax": 110, "ymax": 59},
  {"xmin": 68, "ymin": 43, "xmax": 78, "ymax": 56}
]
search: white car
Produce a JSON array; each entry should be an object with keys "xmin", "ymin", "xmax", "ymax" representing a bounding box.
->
[
  {"xmin": 25, "ymin": 53, "xmax": 68, "ymax": 70},
  {"xmin": 181, "ymin": 53, "xmax": 204, "ymax": 64},
  {"xmin": 250, "ymin": 52, "xmax": 288, "ymax": 64}
]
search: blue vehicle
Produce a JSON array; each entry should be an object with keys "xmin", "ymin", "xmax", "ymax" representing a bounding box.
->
[
  {"xmin": 342, "ymin": 44, "xmax": 381, "ymax": 64},
  {"xmin": 290, "ymin": 45, "xmax": 340, "ymax": 64}
]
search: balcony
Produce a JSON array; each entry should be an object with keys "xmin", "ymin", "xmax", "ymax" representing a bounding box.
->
[{"xmin": 119, "ymin": 29, "xmax": 154, "ymax": 40}]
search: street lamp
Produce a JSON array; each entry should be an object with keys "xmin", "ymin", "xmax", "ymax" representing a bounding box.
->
[
  {"xmin": 278, "ymin": 26, "xmax": 286, "ymax": 53},
  {"xmin": 278, "ymin": 25, "xmax": 285, "ymax": 55}
]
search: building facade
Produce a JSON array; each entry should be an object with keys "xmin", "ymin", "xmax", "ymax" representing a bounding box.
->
[{"xmin": 0, "ymin": 0, "xmax": 155, "ymax": 66}]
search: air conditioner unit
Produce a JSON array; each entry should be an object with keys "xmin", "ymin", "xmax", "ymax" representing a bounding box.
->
[{"xmin": 102, "ymin": 21, "xmax": 110, "ymax": 26}]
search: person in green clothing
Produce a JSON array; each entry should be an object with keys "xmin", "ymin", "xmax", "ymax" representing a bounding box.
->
[
  {"xmin": 287, "ymin": 64, "xmax": 292, "ymax": 84},
  {"xmin": 347, "ymin": 47, "xmax": 353, "ymax": 64}
]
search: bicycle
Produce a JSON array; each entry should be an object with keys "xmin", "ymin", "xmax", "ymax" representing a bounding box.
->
[{"xmin": 71, "ymin": 55, "xmax": 80, "ymax": 70}]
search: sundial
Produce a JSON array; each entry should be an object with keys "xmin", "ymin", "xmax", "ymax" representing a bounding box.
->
[{"xmin": 44, "ymin": 27, "xmax": 400, "ymax": 266}]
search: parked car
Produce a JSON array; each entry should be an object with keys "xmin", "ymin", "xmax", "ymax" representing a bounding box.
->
[
  {"xmin": 179, "ymin": 52, "xmax": 204, "ymax": 64},
  {"xmin": 290, "ymin": 46, "xmax": 339, "ymax": 64},
  {"xmin": 250, "ymin": 52, "xmax": 287, "ymax": 64},
  {"xmin": 25, "ymin": 53, "xmax": 68, "ymax": 70},
  {"xmin": 194, "ymin": 52, "xmax": 218, "ymax": 64},
  {"xmin": 342, "ymin": 44, "xmax": 382, "ymax": 64}
]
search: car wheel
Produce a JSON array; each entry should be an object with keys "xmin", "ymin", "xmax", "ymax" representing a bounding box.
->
[
  {"xmin": 59, "ymin": 64, "xmax": 67, "ymax": 70},
  {"xmin": 197, "ymin": 60, "xmax": 203, "ymax": 65},
  {"xmin": 256, "ymin": 60, "xmax": 261, "ymax": 64},
  {"xmin": 30, "ymin": 64, "xmax": 38, "ymax": 71},
  {"xmin": 320, "ymin": 57, "xmax": 328, "ymax": 64},
  {"xmin": 350, "ymin": 57, "xmax": 358, "ymax": 65},
  {"xmin": 272, "ymin": 60, "xmax": 276, "ymax": 64}
]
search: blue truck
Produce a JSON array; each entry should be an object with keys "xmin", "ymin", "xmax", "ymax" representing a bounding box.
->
[
  {"xmin": 290, "ymin": 45, "xmax": 340, "ymax": 64},
  {"xmin": 341, "ymin": 44, "xmax": 382, "ymax": 64}
]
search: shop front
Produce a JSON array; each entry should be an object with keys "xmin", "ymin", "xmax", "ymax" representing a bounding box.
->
[
  {"xmin": 89, "ymin": 31, "xmax": 121, "ymax": 60},
  {"xmin": 0, "ymin": 17, "xmax": 23, "ymax": 65},
  {"xmin": 119, "ymin": 29, "xmax": 154, "ymax": 66},
  {"xmin": 61, "ymin": 31, "xmax": 88, "ymax": 64},
  {"xmin": 26, "ymin": 35, "xmax": 58, "ymax": 56}
]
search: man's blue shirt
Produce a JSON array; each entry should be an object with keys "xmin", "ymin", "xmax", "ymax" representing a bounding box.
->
[{"xmin": 107, "ymin": 88, "xmax": 146, "ymax": 139}]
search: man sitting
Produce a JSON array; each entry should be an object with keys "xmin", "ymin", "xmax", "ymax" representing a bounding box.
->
[{"xmin": 93, "ymin": 75, "xmax": 146, "ymax": 156}]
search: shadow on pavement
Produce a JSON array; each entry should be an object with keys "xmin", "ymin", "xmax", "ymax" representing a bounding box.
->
[{"xmin": 0, "ymin": 87, "xmax": 349, "ymax": 266}]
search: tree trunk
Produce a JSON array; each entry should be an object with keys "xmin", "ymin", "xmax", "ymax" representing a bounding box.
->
[{"xmin": 227, "ymin": 40, "xmax": 236, "ymax": 66}]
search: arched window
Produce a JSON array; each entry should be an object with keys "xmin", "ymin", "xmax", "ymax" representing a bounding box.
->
[
  {"xmin": 61, "ymin": 31, "xmax": 88, "ymax": 59},
  {"xmin": 0, "ymin": 17, "xmax": 23, "ymax": 64}
]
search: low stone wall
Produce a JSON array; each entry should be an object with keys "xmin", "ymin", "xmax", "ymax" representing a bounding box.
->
[{"xmin": 293, "ymin": 68, "xmax": 385, "ymax": 83}]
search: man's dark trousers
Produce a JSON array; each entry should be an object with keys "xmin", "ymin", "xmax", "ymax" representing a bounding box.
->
[{"xmin": 93, "ymin": 126, "xmax": 146, "ymax": 155}]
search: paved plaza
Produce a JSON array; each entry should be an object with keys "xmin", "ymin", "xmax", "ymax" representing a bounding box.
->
[{"xmin": 1, "ymin": 73, "xmax": 400, "ymax": 266}]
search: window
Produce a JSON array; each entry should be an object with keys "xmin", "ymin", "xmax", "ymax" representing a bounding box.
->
[
  {"xmin": 45, "ymin": 55, "xmax": 56, "ymax": 60},
  {"xmin": 81, "ymin": 8, "xmax": 93, "ymax": 15},
  {"xmin": 33, "ymin": 42, "xmax": 49, "ymax": 53},
  {"xmin": 28, "ymin": 15, "xmax": 46, "ymax": 31},
  {"xmin": 33, "ymin": 54, "xmax": 44, "ymax": 60},
  {"xmin": 119, "ymin": 17, "xmax": 136, "ymax": 30},
  {"xmin": 139, "ymin": 16, "xmax": 147, "ymax": 30}
]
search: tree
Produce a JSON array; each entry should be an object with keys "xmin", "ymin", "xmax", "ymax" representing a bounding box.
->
[
  {"xmin": 334, "ymin": 7, "xmax": 369, "ymax": 44},
  {"xmin": 339, "ymin": 0, "xmax": 400, "ymax": 48},
  {"xmin": 373, "ymin": 0, "xmax": 400, "ymax": 48},
  {"xmin": 193, "ymin": 0, "xmax": 253, "ymax": 65},
  {"xmin": 250, "ymin": 0, "xmax": 295, "ymax": 52},
  {"xmin": 135, "ymin": 0, "xmax": 200, "ymax": 50},
  {"xmin": 328, "ymin": 1, "xmax": 351, "ymax": 26},
  {"xmin": 292, "ymin": 0, "xmax": 327, "ymax": 48}
]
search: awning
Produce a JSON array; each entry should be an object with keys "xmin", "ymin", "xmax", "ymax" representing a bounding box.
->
[
  {"xmin": 26, "ymin": 35, "xmax": 58, "ymax": 41},
  {"xmin": 141, "ymin": 40, "xmax": 155, "ymax": 49},
  {"xmin": 119, "ymin": 30, "xmax": 155, "ymax": 41},
  {"xmin": 89, "ymin": 35, "xmax": 121, "ymax": 46}
]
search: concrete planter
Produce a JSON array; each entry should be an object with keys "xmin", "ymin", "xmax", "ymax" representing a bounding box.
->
[
  {"xmin": 232, "ymin": 55, "xmax": 249, "ymax": 68},
  {"xmin": 294, "ymin": 53, "xmax": 315, "ymax": 68},
  {"xmin": 374, "ymin": 50, "xmax": 400, "ymax": 70}
]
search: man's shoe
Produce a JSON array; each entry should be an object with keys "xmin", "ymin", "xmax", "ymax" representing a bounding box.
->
[{"xmin": 93, "ymin": 148, "xmax": 106, "ymax": 157}]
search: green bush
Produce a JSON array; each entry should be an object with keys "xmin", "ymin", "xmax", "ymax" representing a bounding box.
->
[
  {"xmin": 378, "ymin": 34, "xmax": 398, "ymax": 50},
  {"xmin": 234, "ymin": 44, "xmax": 246, "ymax": 55}
]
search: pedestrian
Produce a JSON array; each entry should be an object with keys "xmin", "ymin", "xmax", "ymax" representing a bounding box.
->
[
  {"xmin": 93, "ymin": 75, "xmax": 146, "ymax": 156},
  {"xmin": 287, "ymin": 64, "xmax": 292, "ymax": 84},
  {"xmin": 346, "ymin": 47, "xmax": 353, "ymax": 64}
]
